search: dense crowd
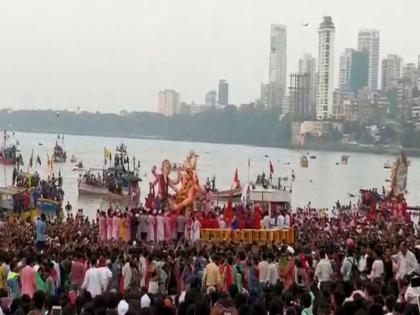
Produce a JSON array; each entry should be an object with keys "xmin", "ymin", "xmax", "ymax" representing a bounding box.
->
[{"xmin": 0, "ymin": 203, "xmax": 420, "ymax": 315}]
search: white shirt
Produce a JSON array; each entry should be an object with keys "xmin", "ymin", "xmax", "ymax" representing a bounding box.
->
[
  {"xmin": 394, "ymin": 250, "xmax": 418, "ymax": 279},
  {"xmin": 277, "ymin": 215, "xmax": 284, "ymax": 229},
  {"xmin": 369, "ymin": 259, "xmax": 384, "ymax": 280},
  {"xmin": 122, "ymin": 262, "xmax": 132, "ymax": 290},
  {"xmin": 258, "ymin": 260, "xmax": 269, "ymax": 283},
  {"xmin": 315, "ymin": 258, "xmax": 333, "ymax": 283},
  {"xmin": 81, "ymin": 267, "xmax": 102, "ymax": 297},
  {"xmin": 267, "ymin": 262, "xmax": 278, "ymax": 285},
  {"xmin": 283, "ymin": 214, "xmax": 290, "ymax": 228},
  {"xmin": 262, "ymin": 216, "xmax": 270, "ymax": 229},
  {"xmin": 404, "ymin": 285, "xmax": 420, "ymax": 304},
  {"xmin": 97, "ymin": 266, "xmax": 112, "ymax": 291}
]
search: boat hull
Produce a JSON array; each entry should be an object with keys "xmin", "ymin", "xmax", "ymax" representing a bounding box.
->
[
  {"xmin": 0, "ymin": 157, "xmax": 16, "ymax": 165},
  {"xmin": 212, "ymin": 187, "xmax": 242, "ymax": 200},
  {"xmin": 39, "ymin": 198, "xmax": 62, "ymax": 216},
  {"xmin": 78, "ymin": 182, "xmax": 130, "ymax": 200}
]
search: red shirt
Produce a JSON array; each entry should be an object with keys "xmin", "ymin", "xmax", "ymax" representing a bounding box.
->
[{"xmin": 70, "ymin": 260, "xmax": 85, "ymax": 287}]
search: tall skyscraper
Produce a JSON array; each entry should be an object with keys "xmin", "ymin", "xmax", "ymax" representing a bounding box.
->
[
  {"xmin": 339, "ymin": 48, "xmax": 353, "ymax": 89},
  {"xmin": 268, "ymin": 24, "xmax": 287, "ymax": 107},
  {"xmin": 205, "ymin": 90, "xmax": 217, "ymax": 107},
  {"xmin": 158, "ymin": 89, "xmax": 180, "ymax": 116},
  {"xmin": 218, "ymin": 79, "xmax": 229, "ymax": 106},
  {"xmin": 358, "ymin": 29, "xmax": 380, "ymax": 90},
  {"xmin": 339, "ymin": 48, "xmax": 369, "ymax": 93},
  {"xmin": 316, "ymin": 16, "xmax": 335, "ymax": 120},
  {"xmin": 381, "ymin": 54, "xmax": 402, "ymax": 93},
  {"xmin": 298, "ymin": 53, "xmax": 316, "ymax": 118},
  {"xmin": 289, "ymin": 73, "xmax": 313, "ymax": 119}
]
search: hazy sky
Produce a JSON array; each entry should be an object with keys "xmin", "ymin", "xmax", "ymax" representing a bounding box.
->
[{"xmin": 0, "ymin": 0, "xmax": 419, "ymax": 113}]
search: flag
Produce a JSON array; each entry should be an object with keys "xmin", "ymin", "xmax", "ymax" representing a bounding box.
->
[
  {"xmin": 233, "ymin": 168, "xmax": 241, "ymax": 188},
  {"xmin": 104, "ymin": 147, "xmax": 112, "ymax": 161},
  {"xmin": 29, "ymin": 150, "xmax": 34, "ymax": 168},
  {"xmin": 36, "ymin": 155, "xmax": 42, "ymax": 166},
  {"xmin": 269, "ymin": 161, "xmax": 274, "ymax": 174}
]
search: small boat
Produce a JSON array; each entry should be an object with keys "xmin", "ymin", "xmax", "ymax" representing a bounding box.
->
[
  {"xmin": 0, "ymin": 130, "xmax": 19, "ymax": 165},
  {"xmin": 70, "ymin": 155, "xmax": 77, "ymax": 163},
  {"xmin": 53, "ymin": 135, "xmax": 67, "ymax": 163},
  {"xmin": 341, "ymin": 155, "xmax": 350, "ymax": 165},
  {"xmin": 384, "ymin": 161, "xmax": 392, "ymax": 169},
  {"xmin": 300, "ymin": 156, "xmax": 308, "ymax": 168},
  {"xmin": 72, "ymin": 161, "xmax": 85, "ymax": 172},
  {"xmin": 310, "ymin": 155, "xmax": 317, "ymax": 159}
]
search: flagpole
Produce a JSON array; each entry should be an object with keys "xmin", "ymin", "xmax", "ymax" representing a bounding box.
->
[{"xmin": 247, "ymin": 158, "xmax": 250, "ymax": 185}]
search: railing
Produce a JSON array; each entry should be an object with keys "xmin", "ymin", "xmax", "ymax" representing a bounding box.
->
[{"xmin": 200, "ymin": 228, "xmax": 295, "ymax": 244}]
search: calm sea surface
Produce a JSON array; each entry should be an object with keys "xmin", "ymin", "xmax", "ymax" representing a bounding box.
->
[{"xmin": 1, "ymin": 131, "xmax": 419, "ymax": 218}]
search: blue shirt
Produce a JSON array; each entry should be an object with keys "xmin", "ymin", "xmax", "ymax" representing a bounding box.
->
[{"xmin": 35, "ymin": 219, "xmax": 46, "ymax": 242}]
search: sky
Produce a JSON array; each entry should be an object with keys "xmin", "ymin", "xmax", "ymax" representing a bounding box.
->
[{"xmin": 0, "ymin": 0, "xmax": 419, "ymax": 113}]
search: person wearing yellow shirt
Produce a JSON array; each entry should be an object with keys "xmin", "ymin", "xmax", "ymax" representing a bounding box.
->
[
  {"xmin": 202, "ymin": 255, "xmax": 221, "ymax": 290},
  {"xmin": 0, "ymin": 257, "xmax": 6, "ymax": 291}
]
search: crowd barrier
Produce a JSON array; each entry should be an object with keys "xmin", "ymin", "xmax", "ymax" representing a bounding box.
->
[{"xmin": 200, "ymin": 228, "xmax": 295, "ymax": 244}]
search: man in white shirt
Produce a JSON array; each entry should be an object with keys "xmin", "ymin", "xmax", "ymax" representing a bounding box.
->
[
  {"xmin": 81, "ymin": 258, "xmax": 102, "ymax": 297},
  {"xmin": 277, "ymin": 213, "xmax": 284, "ymax": 229},
  {"xmin": 267, "ymin": 254, "xmax": 278, "ymax": 286},
  {"xmin": 283, "ymin": 211, "xmax": 290, "ymax": 229},
  {"xmin": 369, "ymin": 248, "xmax": 384, "ymax": 281},
  {"xmin": 262, "ymin": 213, "xmax": 270, "ymax": 229},
  {"xmin": 393, "ymin": 241, "xmax": 418, "ymax": 280},
  {"xmin": 315, "ymin": 250, "xmax": 333, "ymax": 290},
  {"xmin": 258, "ymin": 253, "xmax": 269, "ymax": 285},
  {"xmin": 122, "ymin": 258, "xmax": 132, "ymax": 292},
  {"xmin": 98, "ymin": 262, "xmax": 113, "ymax": 293}
]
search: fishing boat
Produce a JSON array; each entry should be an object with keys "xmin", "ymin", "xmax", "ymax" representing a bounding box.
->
[
  {"xmin": 52, "ymin": 135, "xmax": 67, "ymax": 163},
  {"xmin": 300, "ymin": 156, "xmax": 308, "ymax": 168},
  {"xmin": 78, "ymin": 144, "xmax": 141, "ymax": 203},
  {"xmin": 70, "ymin": 155, "xmax": 77, "ymax": 163},
  {"xmin": 0, "ymin": 186, "xmax": 62, "ymax": 219},
  {"xmin": 310, "ymin": 155, "xmax": 317, "ymax": 159},
  {"xmin": 0, "ymin": 130, "xmax": 19, "ymax": 165}
]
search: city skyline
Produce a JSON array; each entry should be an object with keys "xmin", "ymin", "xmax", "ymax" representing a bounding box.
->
[{"xmin": 0, "ymin": 0, "xmax": 419, "ymax": 113}]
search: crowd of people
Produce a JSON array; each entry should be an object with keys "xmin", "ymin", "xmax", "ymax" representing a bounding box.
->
[{"xmin": 0, "ymin": 200, "xmax": 420, "ymax": 315}]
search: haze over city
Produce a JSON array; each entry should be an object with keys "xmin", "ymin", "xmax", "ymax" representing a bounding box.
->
[{"xmin": 0, "ymin": 0, "xmax": 419, "ymax": 113}]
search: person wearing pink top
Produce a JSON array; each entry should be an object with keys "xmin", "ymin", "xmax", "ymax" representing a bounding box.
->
[
  {"xmin": 99, "ymin": 212, "xmax": 107, "ymax": 242},
  {"xmin": 107, "ymin": 213, "xmax": 113, "ymax": 241},
  {"xmin": 21, "ymin": 257, "xmax": 36, "ymax": 298},
  {"xmin": 112, "ymin": 214, "xmax": 120, "ymax": 240}
]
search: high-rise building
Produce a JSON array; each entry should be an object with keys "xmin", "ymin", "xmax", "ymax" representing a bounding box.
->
[
  {"xmin": 218, "ymin": 79, "xmax": 229, "ymax": 106},
  {"xmin": 158, "ymin": 89, "xmax": 180, "ymax": 116},
  {"xmin": 402, "ymin": 63, "xmax": 417, "ymax": 85},
  {"xmin": 316, "ymin": 16, "xmax": 335, "ymax": 120},
  {"xmin": 268, "ymin": 24, "xmax": 287, "ymax": 105},
  {"xmin": 289, "ymin": 73, "xmax": 313, "ymax": 119},
  {"xmin": 205, "ymin": 90, "xmax": 217, "ymax": 107},
  {"xmin": 298, "ymin": 53, "xmax": 316, "ymax": 116},
  {"xmin": 381, "ymin": 54, "xmax": 402, "ymax": 93},
  {"xmin": 358, "ymin": 29, "xmax": 380, "ymax": 90},
  {"xmin": 339, "ymin": 48, "xmax": 353, "ymax": 89}
]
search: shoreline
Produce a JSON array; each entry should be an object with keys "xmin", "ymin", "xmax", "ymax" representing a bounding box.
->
[{"xmin": 4, "ymin": 126, "xmax": 420, "ymax": 157}]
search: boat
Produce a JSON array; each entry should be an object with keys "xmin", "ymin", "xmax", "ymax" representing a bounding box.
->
[
  {"xmin": 78, "ymin": 144, "xmax": 141, "ymax": 203},
  {"xmin": 211, "ymin": 186, "xmax": 243, "ymax": 201},
  {"xmin": 341, "ymin": 155, "xmax": 350, "ymax": 165},
  {"xmin": 384, "ymin": 161, "xmax": 392, "ymax": 169},
  {"xmin": 310, "ymin": 155, "xmax": 317, "ymax": 159},
  {"xmin": 0, "ymin": 186, "xmax": 61, "ymax": 219},
  {"xmin": 300, "ymin": 156, "xmax": 308, "ymax": 168},
  {"xmin": 0, "ymin": 130, "xmax": 19, "ymax": 165},
  {"xmin": 72, "ymin": 161, "xmax": 85, "ymax": 172},
  {"xmin": 53, "ymin": 135, "xmax": 67, "ymax": 163},
  {"xmin": 70, "ymin": 155, "xmax": 77, "ymax": 163}
]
